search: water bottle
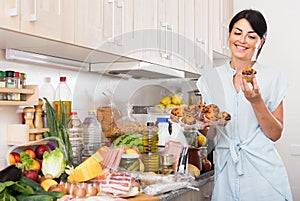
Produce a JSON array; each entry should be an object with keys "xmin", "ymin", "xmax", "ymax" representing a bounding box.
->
[
  {"xmin": 67, "ymin": 111, "xmax": 83, "ymax": 166},
  {"xmin": 82, "ymin": 110, "xmax": 102, "ymax": 158},
  {"xmin": 54, "ymin": 76, "xmax": 72, "ymax": 125},
  {"xmin": 40, "ymin": 77, "xmax": 56, "ymax": 128},
  {"xmin": 39, "ymin": 77, "xmax": 55, "ymax": 103}
]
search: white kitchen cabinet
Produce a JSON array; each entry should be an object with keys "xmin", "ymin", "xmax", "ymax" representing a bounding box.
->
[
  {"xmin": 74, "ymin": 0, "xmax": 104, "ymax": 49},
  {"xmin": 183, "ymin": 0, "xmax": 210, "ymax": 76},
  {"xmin": 20, "ymin": 0, "xmax": 74, "ymax": 43},
  {"xmin": 0, "ymin": 0, "xmax": 20, "ymax": 31},
  {"xmin": 153, "ymin": 0, "xmax": 185, "ymax": 71},
  {"xmin": 131, "ymin": 0, "xmax": 158, "ymax": 62},
  {"xmin": 210, "ymin": 0, "xmax": 232, "ymax": 58}
]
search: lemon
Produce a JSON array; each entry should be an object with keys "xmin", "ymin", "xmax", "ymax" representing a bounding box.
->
[
  {"xmin": 160, "ymin": 96, "xmax": 171, "ymax": 106},
  {"xmin": 198, "ymin": 135, "xmax": 207, "ymax": 147},
  {"xmin": 171, "ymin": 94, "xmax": 183, "ymax": 105},
  {"xmin": 125, "ymin": 148, "xmax": 138, "ymax": 154}
]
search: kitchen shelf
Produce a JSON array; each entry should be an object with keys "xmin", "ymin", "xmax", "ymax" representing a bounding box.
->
[
  {"xmin": 0, "ymin": 85, "xmax": 38, "ymax": 106},
  {"xmin": 29, "ymin": 128, "xmax": 50, "ymax": 134}
]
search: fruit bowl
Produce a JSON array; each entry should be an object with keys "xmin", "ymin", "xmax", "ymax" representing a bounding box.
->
[{"xmin": 6, "ymin": 137, "xmax": 67, "ymax": 166}]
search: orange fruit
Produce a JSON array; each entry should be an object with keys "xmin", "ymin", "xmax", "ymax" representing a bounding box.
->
[{"xmin": 30, "ymin": 159, "xmax": 41, "ymax": 172}]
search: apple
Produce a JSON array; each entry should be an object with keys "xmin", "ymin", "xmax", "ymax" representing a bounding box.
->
[
  {"xmin": 202, "ymin": 158, "xmax": 212, "ymax": 172},
  {"xmin": 23, "ymin": 170, "xmax": 39, "ymax": 182},
  {"xmin": 9, "ymin": 152, "xmax": 21, "ymax": 165},
  {"xmin": 24, "ymin": 148, "xmax": 36, "ymax": 159},
  {"xmin": 35, "ymin": 145, "xmax": 50, "ymax": 160}
]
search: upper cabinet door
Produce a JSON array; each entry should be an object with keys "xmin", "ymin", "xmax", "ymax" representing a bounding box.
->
[
  {"xmin": 20, "ymin": 0, "xmax": 74, "ymax": 43},
  {"xmin": 131, "ymin": 0, "xmax": 158, "ymax": 61},
  {"xmin": 184, "ymin": 0, "xmax": 210, "ymax": 76},
  {"xmin": 74, "ymin": 0, "xmax": 104, "ymax": 49},
  {"xmin": 154, "ymin": 0, "xmax": 184, "ymax": 70},
  {"xmin": 210, "ymin": 0, "xmax": 232, "ymax": 58},
  {"xmin": 0, "ymin": 0, "xmax": 20, "ymax": 31}
]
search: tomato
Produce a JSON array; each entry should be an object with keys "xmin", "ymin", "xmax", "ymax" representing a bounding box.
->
[{"xmin": 24, "ymin": 149, "xmax": 36, "ymax": 159}]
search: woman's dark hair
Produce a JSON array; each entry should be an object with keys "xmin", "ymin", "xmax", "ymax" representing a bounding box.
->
[{"xmin": 229, "ymin": 9, "xmax": 267, "ymax": 59}]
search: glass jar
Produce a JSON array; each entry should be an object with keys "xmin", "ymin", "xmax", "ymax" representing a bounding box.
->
[
  {"xmin": 158, "ymin": 154, "xmax": 174, "ymax": 175},
  {"xmin": 14, "ymin": 72, "xmax": 21, "ymax": 100},
  {"xmin": 0, "ymin": 71, "xmax": 6, "ymax": 100},
  {"xmin": 120, "ymin": 154, "xmax": 140, "ymax": 171},
  {"xmin": 20, "ymin": 73, "xmax": 26, "ymax": 88},
  {"xmin": 5, "ymin": 70, "xmax": 16, "ymax": 100}
]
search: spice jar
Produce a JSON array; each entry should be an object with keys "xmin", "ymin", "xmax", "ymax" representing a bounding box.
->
[
  {"xmin": 0, "ymin": 71, "xmax": 6, "ymax": 100},
  {"xmin": 14, "ymin": 72, "xmax": 21, "ymax": 100},
  {"xmin": 5, "ymin": 70, "xmax": 16, "ymax": 100},
  {"xmin": 120, "ymin": 154, "xmax": 140, "ymax": 171}
]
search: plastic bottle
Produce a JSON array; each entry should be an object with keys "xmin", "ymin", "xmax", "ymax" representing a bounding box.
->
[
  {"xmin": 157, "ymin": 117, "xmax": 171, "ymax": 147},
  {"xmin": 142, "ymin": 121, "xmax": 159, "ymax": 153},
  {"xmin": 67, "ymin": 111, "xmax": 83, "ymax": 166},
  {"xmin": 54, "ymin": 76, "xmax": 72, "ymax": 125},
  {"xmin": 39, "ymin": 77, "xmax": 55, "ymax": 103},
  {"xmin": 82, "ymin": 110, "xmax": 102, "ymax": 158}
]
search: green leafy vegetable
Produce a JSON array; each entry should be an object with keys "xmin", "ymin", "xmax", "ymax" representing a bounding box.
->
[
  {"xmin": 42, "ymin": 148, "xmax": 66, "ymax": 179},
  {"xmin": 16, "ymin": 152, "xmax": 34, "ymax": 171},
  {"xmin": 44, "ymin": 98, "xmax": 74, "ymax": 166}
]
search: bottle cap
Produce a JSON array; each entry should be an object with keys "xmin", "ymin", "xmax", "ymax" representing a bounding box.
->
[
  {"xmin": 88, "ymin": 109, "xmax": 95, "ymax": 113},
  {"xmin": 5, "ymin": 70, "xmax": 14, "ymax": 77},
  {"xmin": 60, "ymin": 76, "xmax": 67, "ymax": 82},
  {"xmin": 157, "ymin": 117, "xmax": 169, "ymax": 123},
  {"xmin": 15, "ymin": 72, "xmax": 21, "ymax": 78},
  {"xmin": 70, "ymin": 111, "xmax": 78, "ymax": 115},
  {"xmin": 147, "ymin": 122, "xmax": 155, "ymax": 126}
]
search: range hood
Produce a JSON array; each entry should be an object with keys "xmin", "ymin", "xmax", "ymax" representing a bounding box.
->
[{"xmin": 90, "ymin": 61, "xmax": 185, "ymax": 79}]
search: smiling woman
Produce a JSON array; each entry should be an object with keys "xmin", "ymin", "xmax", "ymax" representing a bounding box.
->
[{"xmin": 197, "ymin": 9, "xmax": 293, "ymax": 201}]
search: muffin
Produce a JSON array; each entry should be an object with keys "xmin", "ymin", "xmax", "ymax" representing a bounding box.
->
[
  {"xmin": 242, "ymin": 67, "xmax": 257, "ymax": 83},
  {"xmin": 181, "ymin": 116, "xmax": 196, "ymax": 125},
  {"xmin": 204, "ymin": 112, "xmax": 218, "ymax": 122},
  {"xmin": 183, "ymin": 105, "xmax": 198, "ymax": 116},
  {"xmin": 203, "ymin": 104, "xmax": 220, "ymax": 114},
  {"xmin": 171, "ymin": 108, "xmax": 183, "ymax": 117},
  {"xmin": 217, "ymin": 112, "xmax": 231, "ymax": 121}
]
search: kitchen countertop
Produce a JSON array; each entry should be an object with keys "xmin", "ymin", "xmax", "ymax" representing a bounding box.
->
[{"xmin": 154, "ymin": 171, "xmax": 214, "ymax": 201}]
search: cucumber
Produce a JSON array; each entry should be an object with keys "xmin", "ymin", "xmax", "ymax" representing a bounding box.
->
[
  {"xmin": 15, "ymin": 194, "xmax": 55, "ymax": 201},
  {"xmin": 19, "ymin": 176, "xmax": 44, "ymax": 192}
]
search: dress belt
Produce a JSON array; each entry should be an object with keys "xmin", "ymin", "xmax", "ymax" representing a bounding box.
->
[{"xmin": 229, "ymin": 140, "xmax": 244, "ymax": 176}]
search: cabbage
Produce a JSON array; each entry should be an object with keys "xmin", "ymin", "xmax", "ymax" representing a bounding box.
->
[{"xmin": 42, "ymin": 148, "xmax": 66, "ymax": 179}]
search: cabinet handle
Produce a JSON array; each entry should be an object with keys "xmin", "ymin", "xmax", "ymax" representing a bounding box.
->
[
  {"xmin": 107, "ymin": 0, "xmax": 115, "ymax": 43},
  {"xmin": 117, "ymin": 0, "xmax": 124, "ymax": 45},
  {"xmin": 167, "ymin": 25, "xmax": 173, "ymax": 60},
  {"xmin": 29, "ymin": 0, "xmax": 37, "ymax": 22},
  {"xmin": 57, "ymin": 0, "xmax": 61, "ymax": 15},
  {"xmin": 196, "ymin": 38, "xmax": 206, "ymax": 69},
  {"xmin": 160, "ymin": 22, "xmax": 169, "ymax": 59},
  {"xmin": 9, "ymin": 0, "xmax": 19, "ymax": 17}
]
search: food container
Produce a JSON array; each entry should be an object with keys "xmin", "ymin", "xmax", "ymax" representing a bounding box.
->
[
  {"xmin": 187, "ymin": 147, "xmax": 202, "ymax": 171},
  {"xmin": 120, "ymin": 154, "xmax": 140, "ymax": 172},
  {"xmin": 142, "ymin": 153, "xmax": 159, "ymax": 173},
  {"xmin": 6, "ymin": 137, "xmax": 67, "ymax": 166},
  {"xmin": 158, "ymin": 154, "xmax": 174, "ymax": 175}
]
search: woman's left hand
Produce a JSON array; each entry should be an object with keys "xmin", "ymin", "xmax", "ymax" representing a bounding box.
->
[{"xmin": 240, "ymin": 78, "xmax": 262, "ymax": 103}]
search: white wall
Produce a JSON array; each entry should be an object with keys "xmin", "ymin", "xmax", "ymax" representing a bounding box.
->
[
  {"xmin": 234, "ymin": 1, "xmax": 300, "ymax": 200},
  {"xmin": 0, "ymin": 50, "xmax": 192, "ymax": 169}
]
